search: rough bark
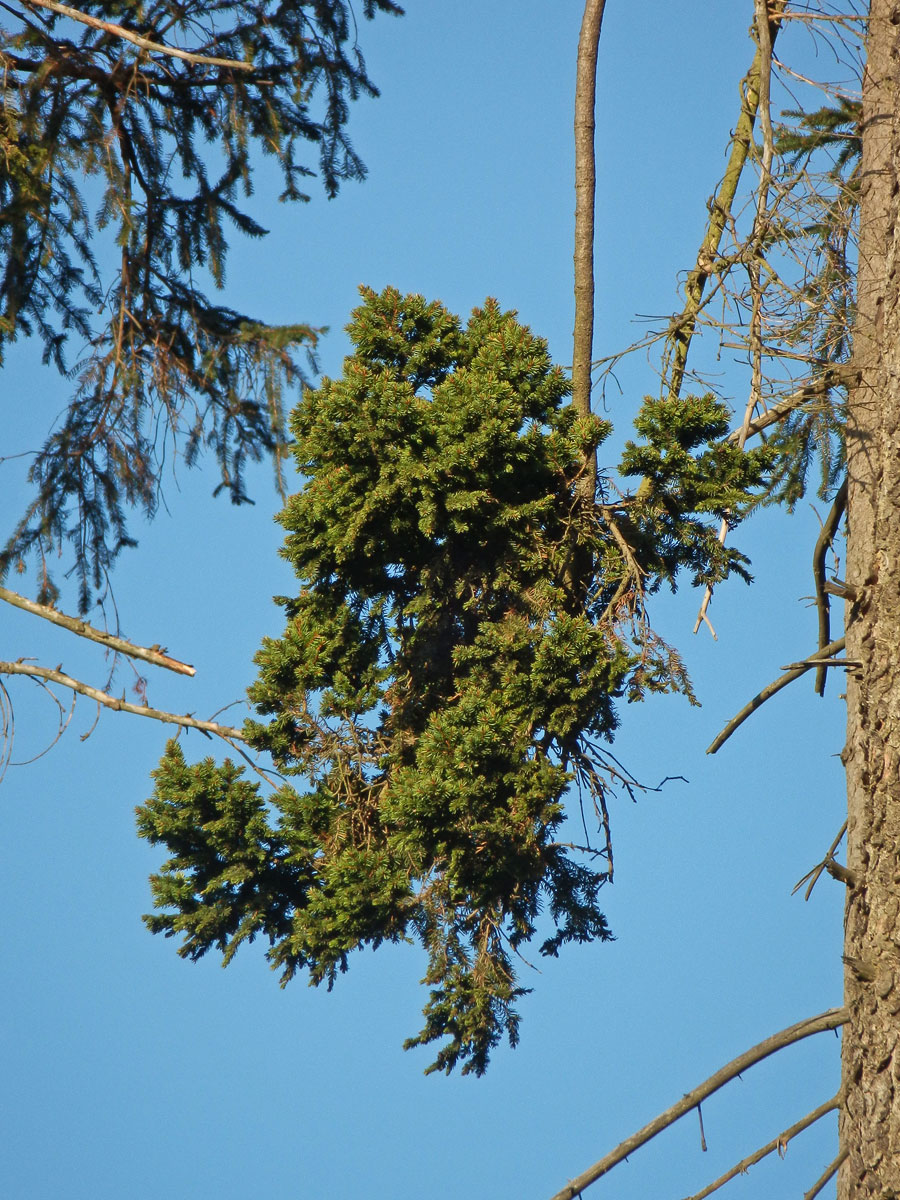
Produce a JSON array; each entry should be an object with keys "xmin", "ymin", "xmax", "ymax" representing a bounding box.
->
[{"xmin": 839, "ymin": 2, "xmax": 900, "ymax": 1194}]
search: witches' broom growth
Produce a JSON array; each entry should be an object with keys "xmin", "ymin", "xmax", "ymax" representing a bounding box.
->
[{"xmin": 137, "ymin": 286, "xmax": 773, "ymax": 1075}]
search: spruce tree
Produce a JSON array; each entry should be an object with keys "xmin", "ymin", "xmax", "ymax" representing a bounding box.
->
[{"xmin": 137, "ymin": 285, "xmax": 773, "ymax": 1074}]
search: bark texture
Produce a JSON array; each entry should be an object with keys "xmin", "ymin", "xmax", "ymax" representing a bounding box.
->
[{"xmin": 839, "ymin": 3, "xmax": 900, "ymax": 1194}]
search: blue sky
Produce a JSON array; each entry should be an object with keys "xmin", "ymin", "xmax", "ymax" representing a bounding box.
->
[{"xmin": 1, "ymin": 4, "xmax": 851, "ymax": 1198}]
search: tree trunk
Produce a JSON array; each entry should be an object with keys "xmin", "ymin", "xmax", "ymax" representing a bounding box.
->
[{"xmin": 839, "ymin": 2, "xmax": 900, "ymax": 1194}]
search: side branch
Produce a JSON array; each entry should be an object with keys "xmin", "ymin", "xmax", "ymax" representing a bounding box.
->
[
  {"xmin": 707, "ymin": 637, "xmax": 845, "ymax": 754},
  {"xmin": 805, "ymin": 1149, "xmax": 848, "ymax": 1200},
  {"xmin": 0, "ymin": 660, "xmax": 242, "ymax": 740},
  {"xmin": 0, "ymin": 585, "xmax": 195, "ymax": 676},
  {"xmin": 793, "ymin": 820, "xmax": 849, "ymax": 901},
  {"xmin": 683, "ymin": 1094, "xmax": 839, "ymax": 1200},
  {"xmin": 725, "ymin": 366, "xmax": 854, "ymax": 445},
  {"xmin": 812, "ymin": 478, "xmax": 847, "ymax": 696},
  {"xmin": 22, "ymin": 0, "xmax": 254, "ymax": 70},
  {"xmin": 547, "ymin": 1007, "xmax": 847, "ymax": 1200}
]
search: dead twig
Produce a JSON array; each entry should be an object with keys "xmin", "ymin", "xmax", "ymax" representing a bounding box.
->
[
  {"xmin": 547, "ymin": 1007, "xmax": 848, "ymax": 1200},
  {"xmin": 682, "ymin": 1093, "xmax": 840, "ymax": 1200},
  {"xmin": 707, "ymin": 637, "xmax": 845, "ymax": 754},
  {"xmin": 793, "ymin": 820, "xmax": 849, "ymax": 901},
  {"xmin": 812, "ymin": 477, "xmax": 848, "ymax": 695},
  {"xmin": 0, "ymin": 585, "xmax": 195, "ymax": 676},
  {"xmin": 804, "ymin": 1148, "xmax": 849, "ymax": 1200},
  {"xmin": 0, "ymin": 660, "xmax": 242, "ymax": 740}
]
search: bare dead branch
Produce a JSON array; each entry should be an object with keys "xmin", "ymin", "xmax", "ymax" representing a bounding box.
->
[
  {"xmin": 0, "ymin": 585, "xmax": 196, "ymax": 676},
  {"xmin": 824, "ymin": 578, "xmax": 858, "ymax": 601},
  {"xmin": 0, "ymin": 660, "xmax": 243, "ymax": 739},
  {"xmin": 0, "ymin": 677, "xmax": 13, "ymax": 783},
  {"xmin": 812, "ymin": 477, "xmax": 848, "ymax": 695},
  {"xmin": 22, "ymin": 0, "xmax": 254, "ymax": 69},
  {"xmin": 706, "ymin": 637, "xmax": 845, "ymax": 754},
  {"xmin": 778, "ymin": 10, "xmax": 867, "ymax": 23},
  {"xmin": 547, "ymin": 1007, "xmax": 848, "ymax": 1200},
  {"xmin": 793, "ymin": 820, "xmax": 848, "ymax": 901},
  {"xmin": 804, "ymin": 1148, "xmax": 848, "ymax": 1200},
  {"xmin": 694, "ymin": 8, "xmax": 776, "ymax": 640},
  {"xmin": 682, "ymin": 1094, "xmax": 840, "ymax": 1200},
  {"xmin": 598, "ymin": 574, "xmax": 632, "ymax": 629},
  {"xmin": 754, "ymin": 1, "xmax": 775, "ymax": 200},
  {"xmin": 572, "ymin": 0, "xmax": 606, "ymax": 495},
  {"xmin": 782, "ymin": 656, "xmax": 859, "ymax": 669},
  {"xmin": 661, "ymin": 3, "xmax": 785, "ymax": 406},
  {"xmin": 825, "ymin": 858, "xmax": 857, "ymax": 887}
]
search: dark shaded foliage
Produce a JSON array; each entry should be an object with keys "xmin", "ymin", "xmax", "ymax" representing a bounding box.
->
[{"xmin": 0, "ymin": 0, "xmax": 401, "ymax": 607}]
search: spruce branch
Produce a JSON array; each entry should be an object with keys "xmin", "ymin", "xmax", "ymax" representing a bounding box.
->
[
  {"xmin": 21, "ymin": 0, "xmax": 255, "ymax": 70},
  {"xmin": 547, "ymin": 1007, "xmax": 848, "ymax": 1200},
  {"xmin": 0, "ymin": 660, "xmax": 242, "ymax": 739},
  {"xmin": 0, "ymin": 585, "xmax": 195, "ymax": 676}
]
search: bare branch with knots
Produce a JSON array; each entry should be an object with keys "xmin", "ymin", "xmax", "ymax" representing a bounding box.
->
[
  {"xmin": 682, "ymin": 1093, "xmax": 841, "ymax": 1200},
  {"xmin": 0, "ymin": 660, "xmax": 243, "ymax": 741},
  {"xmin": 707, "ymin": 637, "xmax": 845, "ymax": 754},
  {"xmin": 0, "ymin": 585, "xmax": 195, "ymax": 676},
  {"xmin": 547, "ymin": 1007, "xmax": 848, "ymax": 1200}
]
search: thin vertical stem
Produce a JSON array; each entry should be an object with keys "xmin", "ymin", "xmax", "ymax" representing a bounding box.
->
[{"xmin": 573, "ymin": 0, "xmax": 607, "ymax": 496}]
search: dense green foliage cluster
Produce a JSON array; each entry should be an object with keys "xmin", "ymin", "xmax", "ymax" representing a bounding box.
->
[
  {"xmin": 0, "ymin": 0, "xmax": 400, "ymax": 608},
  {"xmin": 137, "ymin": 287, "xmax": 773, "ymax": 1074}
]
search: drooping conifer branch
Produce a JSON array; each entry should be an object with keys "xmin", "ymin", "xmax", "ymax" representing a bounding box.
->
[
  {"xmin": 0, "ymin": 660, "xmax": 242, "ymax": 739},
  {"xmin": 1, "ymin": 0, "xmax": 401, "ymax": 609},
  {"xmin": 0, "ymin": 585, "xmax": 195, "ymax": 676},
  {"xmin": 547, "ymin": 1007, "xmax": 848, "ymax": 1200},
  {"xmin": 22, "ymin": 0, "xmax": 255, "ymax": 69}
]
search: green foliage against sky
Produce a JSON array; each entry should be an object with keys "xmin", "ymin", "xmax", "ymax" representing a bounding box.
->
[{"xmin": 137, "ymin": 287, "xmax": 773, "ymax": 1075}]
